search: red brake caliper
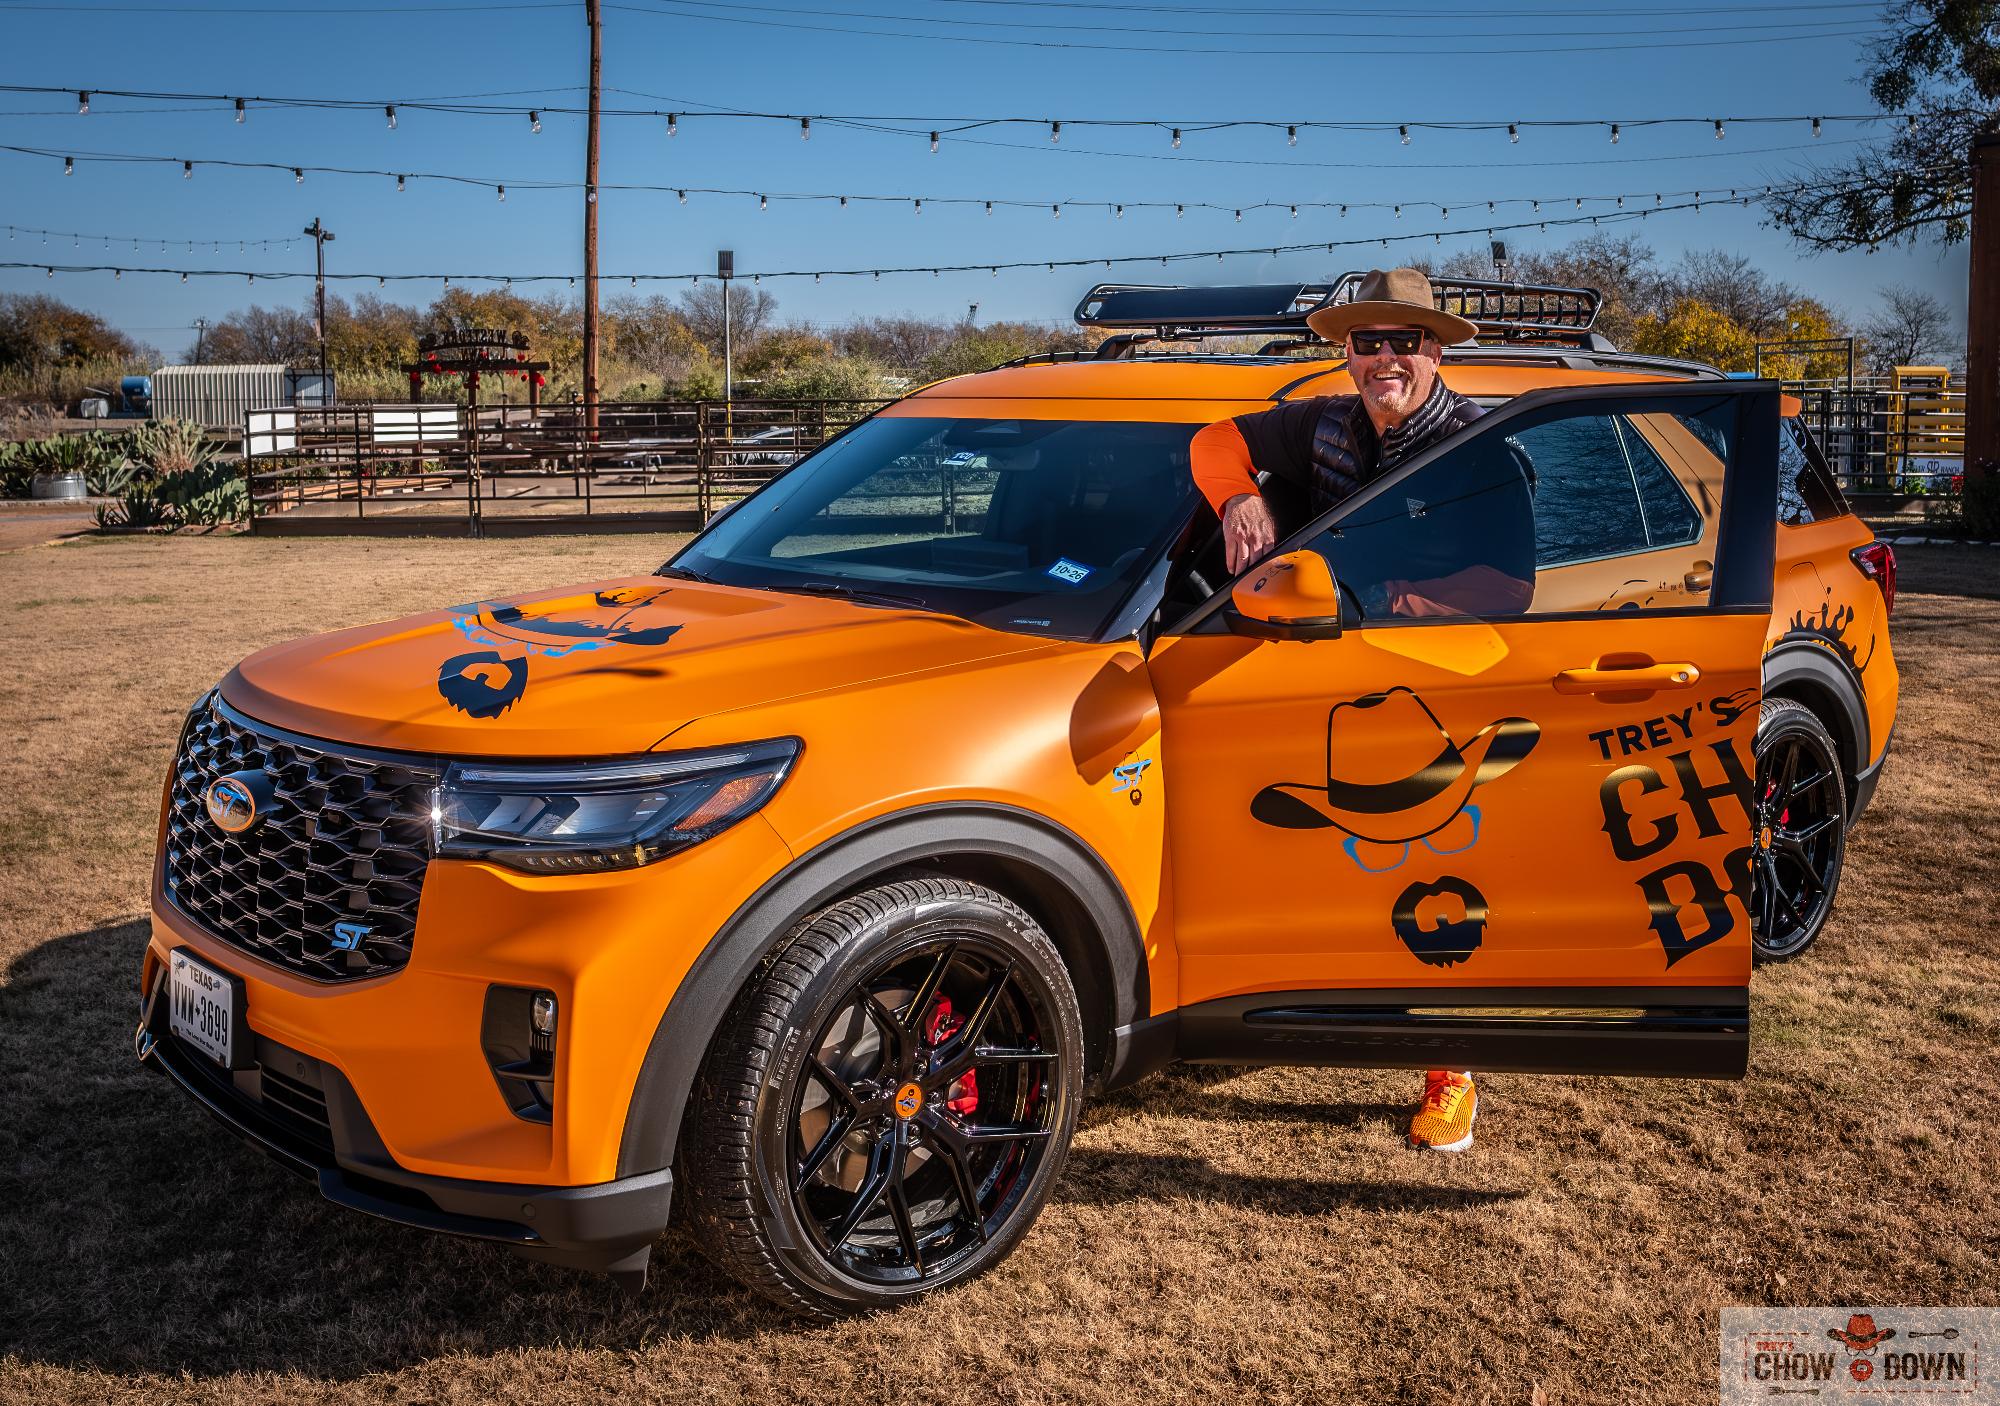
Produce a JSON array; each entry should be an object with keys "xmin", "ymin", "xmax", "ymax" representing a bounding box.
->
[{"xmin": 924, "ymin": 996, "xmax": 979, "ymax": 1115}]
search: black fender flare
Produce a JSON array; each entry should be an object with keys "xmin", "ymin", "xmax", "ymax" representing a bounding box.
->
[
  {"xmin": 615, "ymin": 802, "xmax": 1149, "ymax": 1178},
  {"xmin": 1761, "ymin": 638, "xmax": 1870, "ymax": 794}
]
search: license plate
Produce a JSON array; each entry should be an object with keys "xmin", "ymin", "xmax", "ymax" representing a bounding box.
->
[{"xmin": 170, "ymin": 949, "xmax": 236, "ymax": 1067}]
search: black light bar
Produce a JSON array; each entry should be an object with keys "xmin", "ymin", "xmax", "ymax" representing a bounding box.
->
[{"xmin": 1072, "ymin": 283, "xmax": 1338, "ymax": 338}]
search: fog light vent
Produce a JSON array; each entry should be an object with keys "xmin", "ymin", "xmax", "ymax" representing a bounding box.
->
[{"xmin": 480, "ymin": 985, "xmax": 557, "ymax": 1125}]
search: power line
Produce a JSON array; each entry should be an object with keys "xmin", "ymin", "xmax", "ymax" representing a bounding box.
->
[
  {"xmin": 0, "ymin": 192, "xmax": 1861, "ymax": 288},
  {"xmin": 627, "ymin": 0, "xmax": 1885, "ymax": 42},
  {"xmin": 605, "ymin": 0, "xmax": 1885, "ymax": 55},
  {"xmin": 3, "ymin": 84, "xmax": 1920, "ymax": 141}
]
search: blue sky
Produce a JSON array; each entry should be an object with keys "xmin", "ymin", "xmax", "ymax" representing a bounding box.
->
[{"xmin": 0, "ymin": 0, "xmax": 1973, "ymax": 361}]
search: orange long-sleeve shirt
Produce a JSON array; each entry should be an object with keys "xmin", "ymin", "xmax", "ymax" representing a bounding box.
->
[{"xmin": 1189, "ymin": 418, "xmax": 1261, "ymax": 517}]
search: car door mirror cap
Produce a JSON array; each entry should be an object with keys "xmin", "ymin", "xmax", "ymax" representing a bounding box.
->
[{"xmin": 1227, "ymin": 549, "xmax": 1344, "ymax": 640}]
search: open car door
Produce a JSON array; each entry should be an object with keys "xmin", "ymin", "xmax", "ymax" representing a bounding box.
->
[{"xmin": 1148, "ymin": 381, "xmax": 1780, "ymax": 1078}]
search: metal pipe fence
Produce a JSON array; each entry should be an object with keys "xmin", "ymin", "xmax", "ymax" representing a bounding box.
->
[
  {"xmin": 1784, "ymin": 380, "xmax": 1966, "ymax": 504},
  {"xmin": 241, "ymin": 398, "xmax": 890, "ymax": 535}
]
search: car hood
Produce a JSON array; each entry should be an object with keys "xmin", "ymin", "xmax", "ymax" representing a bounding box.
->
[{"xmin": 221, "ymin": 575, "xmax": 1057, "ymax": 756}]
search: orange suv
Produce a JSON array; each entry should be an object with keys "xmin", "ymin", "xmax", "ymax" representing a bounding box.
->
[{"xmin": 138, "ymin": 277, "xmax": 1897, "ymax": 1316}]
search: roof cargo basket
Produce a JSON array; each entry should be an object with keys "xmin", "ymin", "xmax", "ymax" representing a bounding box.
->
[
  {"xmin": 1072, "ymin": 276, "xmax": 1607, "ymax": 350},
  {"xmin": 1329, "ymin": 272, "xmax": 1603, "ymax": 342}
]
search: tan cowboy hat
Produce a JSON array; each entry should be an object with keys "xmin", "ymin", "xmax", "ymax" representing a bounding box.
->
[
  {"xmin": 1306, "ymin": 267, "xmax": 1478, "ymax": 348},
  {"xmin": 1250, "ymin": 687, "xmax": 1539, "ymax": 843}
]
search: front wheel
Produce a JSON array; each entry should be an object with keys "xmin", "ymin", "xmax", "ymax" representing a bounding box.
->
[
  {"xmin": 680, "ymin": 877, "xmax": 1083, "ymax": 1317},
  {"xmin": 1750, "ymin": 697, "xmax": 1848, "ymax": 963}
]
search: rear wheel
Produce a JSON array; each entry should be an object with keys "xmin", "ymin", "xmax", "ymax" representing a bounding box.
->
[
  {"xmin": 680, "ymin": 877, "xmax": 1082, "ymax": 1317},
  {"xmin": 1750, "ymin": 698, "xmax": 1848, "ymax": 963}
]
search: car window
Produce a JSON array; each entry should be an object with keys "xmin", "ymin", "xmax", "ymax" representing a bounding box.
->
[
  {"xmin": 1300, "ymin": 393, "xmax": 1736, "ymax": 621},
  {"xmin": 672, "ymin": 416, "xmax": 1200, "ymax": 639}
]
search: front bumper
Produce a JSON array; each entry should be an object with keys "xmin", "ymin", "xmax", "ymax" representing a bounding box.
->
[{"xmin": 136, "ymin": 966, "xmax": 672, "ymax": 1284}]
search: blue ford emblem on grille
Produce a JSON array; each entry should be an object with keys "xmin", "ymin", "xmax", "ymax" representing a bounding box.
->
[{"xmin": 204, "ymin": 770, "xmax": 276, "ymax": 834}]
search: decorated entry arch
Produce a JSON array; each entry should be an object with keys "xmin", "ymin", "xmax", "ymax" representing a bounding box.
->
[{"xmin": 405, "ymin": 328, "xmax": 551, "ymax": 410}]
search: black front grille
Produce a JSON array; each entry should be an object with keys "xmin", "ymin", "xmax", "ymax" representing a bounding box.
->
[{"xmin": 164, "ymin": 695, "xmax": 440, "ymax": 982}]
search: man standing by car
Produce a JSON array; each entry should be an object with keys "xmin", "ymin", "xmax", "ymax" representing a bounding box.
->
[{"xmin": 1188, "ymin": 266, "xmax": 1489, "ymax": 1152}]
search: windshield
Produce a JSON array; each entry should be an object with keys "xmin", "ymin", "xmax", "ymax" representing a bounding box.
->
[{"xmin": 669, "ymin": 416, "xmax": 1201, "ymax": 639}]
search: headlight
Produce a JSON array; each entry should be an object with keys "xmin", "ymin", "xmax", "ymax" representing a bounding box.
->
[{"xmin": 433, "ymin": 737, "xmax": 800, "ymax": 874}]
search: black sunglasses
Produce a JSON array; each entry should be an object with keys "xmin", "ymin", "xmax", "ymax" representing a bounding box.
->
[{"xmin": 1347, "ymin": 328, "xmax": 1429, "ymax": 356}]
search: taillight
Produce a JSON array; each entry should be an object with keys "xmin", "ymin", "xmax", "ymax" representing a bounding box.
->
[{"xmin": 1851, "ymin": 541, "xmax": 1896, "ymax": 617}]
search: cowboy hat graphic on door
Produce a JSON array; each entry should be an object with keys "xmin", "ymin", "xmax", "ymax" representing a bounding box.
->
[{"xmin": 1250, "ymin": 687, "xmax": 1540, "ymax": 966}]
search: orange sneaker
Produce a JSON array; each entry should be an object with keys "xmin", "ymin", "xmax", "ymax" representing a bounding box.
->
[{"xmin": 1408, "ymin": 1069, "xmax": 1477, "ymax": 1152}]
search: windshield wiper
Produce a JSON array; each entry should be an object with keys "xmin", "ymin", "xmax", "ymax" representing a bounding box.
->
[
  {"xmin": 777, "ymin": 581, "xmax": 932, "ymax": 611},
  {"xmin": 655, "ymin": 564, "xmax": 710, "ymax": 582}
]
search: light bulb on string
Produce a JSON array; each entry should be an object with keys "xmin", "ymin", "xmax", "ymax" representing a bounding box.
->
[
  {"xmin": 1714, "ymin": 118, "xmax": 1724, "ymax": 139},
  {"xmin": 985, "ymin": 200, "xmax": 992, "ymax": 215},
  {"xmin": 1399, "ymin": 124, "xmax": 1410, "ymax": 144},
  {"xmin": 386, "ymin": 104, "xmax": 397, "ymax": 129},
  {"xmin": 180, "ymin": 271, "xmax": 187, "ymax": 283},
  {"xmin": 1049, "ymin": 121, "xmax": 1060, "ymax": 144},
  {"xmin": 1289, "ymin": 205, "xmax": 1297, "ymax": 219},
  {"xmin": 234, "ymin": 97, "xmax": 245, "ymax": 124},
  {"xmin": 1171, "ymin": 127, "xmax": 1181, "ymax": 149},
  {"xmin": 913, "ymin": 198, "xmax": 921, "ymax": 214},
  {"xmin": 45, "ymin": 267, "xmax": 52, "ymax": 278},
  {"xmin": 294, "ymin": 168, "xmax": 304, "ymax": 184},
  {"xmin": 1812, "ymin": 116, "xmax": 1822, "ymax": 137},
  {"xmin": 183, "ymin": 160, "xmax": 193, "ymax": 179},
  {"xmin": 1610, "ymin": 124, "xmax": 1620, "ymax": 144},
  {"xmin": 667, "ymin": 113, "xmax": 677, "ymax": 137},
  {"xmin": 930, "ymin": 131, "xmax": 939, "ymax": 153},
  {"xmin": 1176, "ymin": 204, "xmax": 1183, "ymax": 218},
  {"xmin": 530, "ymin": 111, "xmax": 541, "ymax": 133},
  {"xmin": 800, "ymin": 117, "xmax": 810, "ymax": 141},
  {"xmin": 758, "ymin": 194, "xmax": 767, "ymax": 210},
  {"xmin": 1116, "ymin": 204, "xmax": 1124, "ymax": 219},
  {"xmin": 497, "ymin": 185, "xmax": 506, "ymax": 202},
  {"xmin": 1508, "ymin": 123, "xmax": 1519, "ymax": 143},
  {"xmin": 677, "ymin": 189, "xmax": 686, "ymax": 203},
  {"xmin": 64, "ymin": 156, "xmax": 72, "ymax": 175},
  {"xmin": 397, "ymin": 174, "xmax": 406, "ymax": 191},
  {"xmin": 1052, "ymin": 205, "xmax": 1060, "ymax": 219},
  {"xmin": 1287, "ymin": 124, "xmax": 1297, "ymax": 146},
  {"xmin": 838, "ymin": 195, "xmax": 845, "ymax": 208},
  {"xmin": 1906, "ymin": 113, "xmax": 1918, "ymax": 134},
  {"xmin": 1235, "ymin": 209, "xmax": 1242, "ymax": 221},
  {"xmin": 77, "ymin": 91, "xmax": 89, "ymax": 115}
]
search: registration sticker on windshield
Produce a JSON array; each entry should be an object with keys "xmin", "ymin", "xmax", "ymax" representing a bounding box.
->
[{"xmin": 1046, "ymin": 558, "xmax": 1094, "ymax": 586}]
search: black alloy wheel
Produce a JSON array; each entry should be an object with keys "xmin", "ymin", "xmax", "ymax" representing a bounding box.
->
[
  {"xmin": 1750, "ymin": 698, "xmax": 1848, "ymax": 963},
  {"xmin": 681, "ymin": 877, "xmax": 1083, "ymax": 1317}
]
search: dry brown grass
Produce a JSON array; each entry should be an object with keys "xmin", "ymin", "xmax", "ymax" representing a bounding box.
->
[{"xmin": 0, "ymin": 533, "xmax": 1994, "ymax": 1405}]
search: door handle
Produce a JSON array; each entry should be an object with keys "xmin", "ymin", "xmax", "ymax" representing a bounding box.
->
[{"xmin": 1554, "ymin": 662, "xmax": 1701, "ymax": 693}]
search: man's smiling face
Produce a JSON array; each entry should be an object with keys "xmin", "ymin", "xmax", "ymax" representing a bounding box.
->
[{"xmin": 1345, "ymin": 323, "xmax": 1442, "ymax": 429}]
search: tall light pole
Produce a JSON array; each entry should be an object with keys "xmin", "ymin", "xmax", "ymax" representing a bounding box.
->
[
  {"xmin": 582, "ymin": 0, "xmax": 603, "ymax": 434},
  {"xmin": 192, "ymin": 317, "xmax": 208, "ymax": 363},
  {"xmin": 718, "ymin": 249, "xmax": 734, "ymax": 401},
  {"xmin": 303, "ymin": 218, "xmax": 335, "ymax": 381}
]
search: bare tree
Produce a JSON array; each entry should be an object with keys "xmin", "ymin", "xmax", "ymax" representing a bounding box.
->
[
  {"xmin": 1657, "ymin": 250, "xmax": 1798, "ymax": 336},
  {"xmin": 1860, "ymin": 284, "xmax": 1959, "ymax": 369},
  {"xmin": 676, "ymin": 283, "xmax": 777, "ymax": 355},
  {"xmin": 1764, "ymin": 0, "xmax": 1996, "ymax": 249}
]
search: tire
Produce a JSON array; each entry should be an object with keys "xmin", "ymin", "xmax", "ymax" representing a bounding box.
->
[
  {"xmin": 1750, "ymin": 697, "xmax": 1849, "ymax": 964},
  {"xmin": 679, "ymin": 877, "xmax": 1084, "ymax": 1317}
]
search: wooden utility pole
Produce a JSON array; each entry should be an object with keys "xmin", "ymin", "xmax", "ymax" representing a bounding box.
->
[
  {"xmin": 582, "ymin": 0, "xmax": 602, "ymax": 435},
  {"xmin": 303, "ymin": 218, "xmax": 335, "ymax": 382},
  {"xmin": 1966, "ymin": 134, "xmax": 1999, "ymax": 486}
]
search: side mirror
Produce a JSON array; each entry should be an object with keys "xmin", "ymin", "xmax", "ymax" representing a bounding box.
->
[{"xmin": 1227, "ymin": 549, "xmax": 1343, "ymax": 640}]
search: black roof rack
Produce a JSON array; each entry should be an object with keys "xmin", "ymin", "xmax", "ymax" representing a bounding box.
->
[
  {"xmin": 1072, "ymin": 275, "xmax": 1608, "ymax": 350},
  {"xmin": 1331, "ymin": 272, "xmax": 1602, "ymax": 340}
]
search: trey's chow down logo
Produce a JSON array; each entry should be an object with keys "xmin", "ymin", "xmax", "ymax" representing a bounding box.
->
[
  {"xmin": 436, "ymin": 586, "xmax": 684, "ymax": 719},
  {"xmin": 1251, "ymin": 687, "xmax": 1540, "ymax": 967}
]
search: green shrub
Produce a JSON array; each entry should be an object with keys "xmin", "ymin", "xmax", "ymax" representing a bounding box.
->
[
  {"xmin": 126, "ymin": 418, "xmax": 216, "ymax": 476},
  {"xmin": 0, "ymin": 441, "xmax": 30, "ymax": 497},
  {"xmin": 95, "ymin": 484, "xmax": 172, "ymax": 531},
  {"xmin": 154, "ymin": 460, "xmax": 247, "ymax": 527}
]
